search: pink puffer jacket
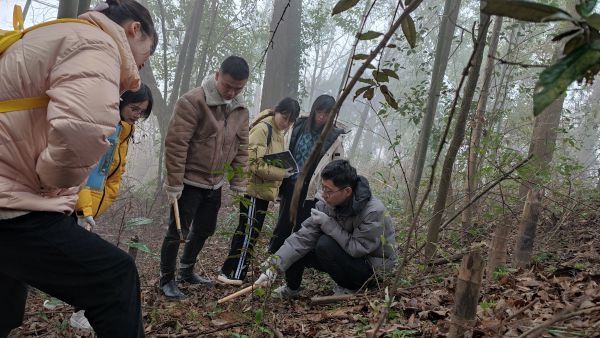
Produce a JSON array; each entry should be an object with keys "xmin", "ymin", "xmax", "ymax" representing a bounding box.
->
[{"xmin": 0, "ymin": 11, "xmax": 140, "ymax": 214}]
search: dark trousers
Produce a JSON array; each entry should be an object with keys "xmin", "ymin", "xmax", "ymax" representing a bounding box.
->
[
  {"xmin": 0, "ymin": 212, "xmax": 143, "ymax": 338},
  {"xmin": 160, "ymin": 184, "xmax": 221, "ymax": 284},
  {"xmin": 221, "ymin": 195, "xmax": 270, "ymax": 281},
  {"xmin": 285, "ymin": 235, "xmax": 373, "ymax": 291},
  {"xmin": 268, "ymin": 179, "xmax": 316, "ymax": 253}
]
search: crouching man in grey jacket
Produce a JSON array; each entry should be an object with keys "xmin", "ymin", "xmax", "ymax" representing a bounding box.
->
[{"xmin": 255, "ymin": 160, "xmax": 397, "ymax": 298}]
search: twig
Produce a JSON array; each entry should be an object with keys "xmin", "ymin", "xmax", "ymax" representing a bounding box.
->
[
  {"xmin": 490, "ymin": 55, "xmax": 548, "ymax": 68},
  {"xmin": 154, "ymin": 322, "xmax": 246, "ymax": 337},
  {"xmin": 503, "ymin": 298, "xmax": 539, "ymax": 323},
  {"xmin": 255, "ymin": 0, "xmax": 291, "ymax": 70},
  {"xmin": 517, "ymin": 305, "xmax": 600, "ymax": 338}
]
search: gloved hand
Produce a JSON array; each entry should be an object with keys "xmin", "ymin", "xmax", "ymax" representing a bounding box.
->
[
  {"xmin": 310, "ymin": 208, "xmax": 330, "ymax": 225},
  {"xmin": 163, "ymin": 184, "xmax": 183, "ymax": 204},
  {"xmin": 78, "ymin": 216, "xmax": 96, "ymax": 231},
  {"xmin": 254, "ymin": 268, "xmax": 277, "ymax": 286},
  {"xmin": 283, "ymin": 167, "xmax": 295, "ymax": 178}
]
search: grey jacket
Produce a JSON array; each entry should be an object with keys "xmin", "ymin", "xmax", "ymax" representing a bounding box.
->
[{"xmin": 275, "ymin": 176, "xmax": 397, "ymax": 272}]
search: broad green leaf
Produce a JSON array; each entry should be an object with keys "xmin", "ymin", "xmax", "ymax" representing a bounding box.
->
[
  {"xmin": 357, "ymin": 77, "xmax": 376, "ymax": 85},
  {"xmin": 563, "ymin": 35, "xmax": 585, "ymax": 55},
  {"xmin": 481, "ymin": 0, "xmax": 572, "ymax": 23},
  {"xmin": 254, "ymin": 309, "xmax": 264, "ymax": 323},
  {"xmin": 357, "ymin": 30, "xmax": 383, "ymax": 40},
  {"xmin": 352, "ymin": 53, "xmax": 370, "ymax": 60},
  {"xmin": 382, "ymin": 68, "xmax": 400, "ymax": 80},
  {"xmin": 332, "ymin": 0, "xmax": 360, "ymax": 16},
  {"xmin": 364, "ymin": 87, "xmax": 375, "ymax": 100},
  {"xmin": 587, "ymin": 13, "xmax": 600, "ymax": 30},
  {"xmin": 126, "ymin": 217, "xmax": 153, "ymax": 227},
  {"xmin": 372, "ymin": 70, "xmax": 389, "ymax": 83},
  {"xmin": 126, "ymin": 240, "xmax": 152, "ymax": 253},
  {"xmin": 354, "ymin": 85, "xmax": 370, "ymax": 100},
  {"xmin": 576, "ymin": 0, "xmax": 597, "ymax": 17},
  {"xmin": 401, "ymin": 15, "xmax": 417, "ymax": 48},
  {"xmin": 534, "ymin": 41, "xmax": 600, "ymax": 116},
  {"xmin": 381, "ymin": 85, "xmax": 399, "ymax": 109},
  {"xmin": 387, "ymin": 43, "xmax": 397, "ymax": 48},
  {"xmin": 254, "ymin": 287, "xmax": 266, "ymax": 298}
]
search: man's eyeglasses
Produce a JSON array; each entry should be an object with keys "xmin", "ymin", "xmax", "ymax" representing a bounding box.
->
[{"xmin": 319, "ymin": 186, "xmax": 348, "ymax": 197}]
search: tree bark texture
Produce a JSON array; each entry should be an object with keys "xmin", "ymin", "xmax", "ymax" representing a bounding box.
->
[
  {"xmin": 57, "ymin": 0, "xmax": 78, "ymax": 18},
  {"xmin": 260, "ymin": 0, "xmax": 302, "ymax": 111},
  {"xmin": 448, "ymin": 251, "xmax": 484, "ymax": 338},
  {"xmin": 406, "ymin": 0, "xmax": 461, "ymax": 213},
  {"xmin": 513, "ymin": 189, "xmax": 543, "ymax": 268},
  {"xmin": 180, "ymin": 0, "xmax": 206, "ymax": 95},
  {"xmin": 424, "ymin": 14, "xmax": 490, "ymax": 263},
  {"xmin": 487, "ymin": 217, "xmax": 509, "ymax": 279},
  {"xmin": 462, "ymin": 17, "xmax": 503, "ymax": 243}
]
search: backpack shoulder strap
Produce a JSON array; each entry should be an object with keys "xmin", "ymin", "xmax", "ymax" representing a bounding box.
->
[{"xmin": 262, "ymin": 121, "xmax": 272, "ymax": 147}]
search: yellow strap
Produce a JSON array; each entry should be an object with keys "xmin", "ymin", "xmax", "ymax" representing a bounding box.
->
[{"xmin": 0, "ymin": 96, "xmax": 50, "ymax": 114}]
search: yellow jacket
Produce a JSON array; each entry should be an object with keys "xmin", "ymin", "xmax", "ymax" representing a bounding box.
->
[
  {"xmin": 246, "ymin": 110, "xmax": 287, "ymax": 201},
  {"xmin": 75, "ymin": 122, "xmax": 133, "ymax": 217}
]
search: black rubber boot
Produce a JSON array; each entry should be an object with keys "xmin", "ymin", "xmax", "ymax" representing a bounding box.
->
[
  {"xmin": 159, "ymin": 279, "xmax": 186, "ymax": 300},
  {"xmin": 177, "ymin": 267, "xmax": 214, "ymax": 287}
]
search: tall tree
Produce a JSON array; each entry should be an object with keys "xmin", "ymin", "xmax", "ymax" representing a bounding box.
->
[
  {"xmin": 513, "ymin": 50, "xmax": 565, "ymax": 268},
  {"xmin": 461, "ymin": 17, "xmax": 503, "ymax": 242},
  {"xmin": 180, "ymin": 0, "xmax": 206, "ymax": 95},
  {"xmin": 406, "ymin": 0, "xmax": 461, "ymax": 214},
  {"xmin": 425, "ymin": 13, "xmax": 491, "ymax": 263},
  {"xmin": 349, "ymin": 104, "xmax": 370, "ymax": 159},
  {"xmin": 57, "ymin": 0, "xmax": 78, "ymax": 18},
  {"xmin": 195, "ymin": 0, "xmax": 219, "ymax": 86},
  {"xmin": 260, "ymin": 0, "xmax": 302, "ymax": 110}
]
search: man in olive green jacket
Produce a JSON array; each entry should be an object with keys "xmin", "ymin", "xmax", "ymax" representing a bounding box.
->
[{"xmin": 159, "ymin": 56, "xmax": 249, "ymax": 299}]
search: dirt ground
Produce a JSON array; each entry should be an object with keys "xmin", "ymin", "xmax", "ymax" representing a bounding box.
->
[{"xmin": 9, "ymin": 193, "xmax": 600, "ymax": 337}]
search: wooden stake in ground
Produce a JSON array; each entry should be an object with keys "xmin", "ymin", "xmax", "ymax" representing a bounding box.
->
[
  {"xmin": 128, "ymin": 235, "xmax": 139, "ymax": 261},
  {"xmin": 487, "ymin": 218, "xmax": 510, "ymax": 280},
  {"xmin": 448, "ymin": 251, "xmax": 484, "ymax": 338}
]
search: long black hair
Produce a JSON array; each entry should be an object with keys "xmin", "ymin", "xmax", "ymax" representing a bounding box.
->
[
  {"xmin": 307, "ymin": 94, "xmax": 336, "ymax": 132},
  {"xmin": 100, "ymin": 0, "xmax": 158, "ymax": 54}
]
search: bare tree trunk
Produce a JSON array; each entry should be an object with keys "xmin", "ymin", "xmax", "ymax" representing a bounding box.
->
[
  {"xmin": 195, "ymin": 0, "xmax": 219, "ymax": 86},
  {"xmin": 449, "ymin": 252, "xmax": 484, "ymax": 338},
  {"xmin": 487, "ymin": 217, "xmax": 509, "ymax": 279},
  {"xmin": 425, "ymin": 14, "xmax": 490, "ymax": 263},
  {"xmin": 77, "ymin": 0, "xmax": 90, "ymax": 15},
  {"xmin": 157, "ymin": 0, "xmax": 169, "ymax": 100},
  {"xmin": 349, "ymin": 105, "xmax": 370, "ymax": 159},
  {"xmin": 260, "ymin": 0, "xmax": 302, "ymax": 110},
  {"xmin": 406, "ymin": 0, "xmax": 461, "ymax": 213},
  {"xmin": 462, "ymin": 17, "xmax": 503, "ymax": 243},
  {"xmin": 513, "ymin": 75, "xmax": 565, "ymax": 268},
  {"xmin": 180, "ymin": 0, "xmax": 206, "ymax": 95},
  {"xmin": 166, "ymin": 1, "xmax": 195, "ymax": 112},
  {"xmin": 57, "ymin": 0, "xmax": 78, "ymax": 18}
]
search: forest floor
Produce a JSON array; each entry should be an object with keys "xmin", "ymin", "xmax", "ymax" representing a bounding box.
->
[{"xmin": 10, "ymin": 195, "xmax": 600, "ymax": 337}]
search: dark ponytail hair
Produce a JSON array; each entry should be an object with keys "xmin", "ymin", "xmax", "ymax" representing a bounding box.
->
[
  {"xmin": 100, "ymin": 0, "xmax": 158, "ymax": 54},
  {"xmin": 120, "ymin": 83, "xmax": 153, "ymax": 120},
  {"xmin": 308, "ymin": 94, "xmax": 335, "ymax": 132},
  {"xmin": 251, "ymin": 97, "xmax": 300, "ymax": 128}
]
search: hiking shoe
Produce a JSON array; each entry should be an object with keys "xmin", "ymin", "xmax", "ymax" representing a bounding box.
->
[
  {"xmin": 271, "ymin": 285, "xmax": 300, "ymax": 299},
  {"xmin": 160, "ymin": 279, "xmax": 186, "ymax": 300},
  {"xmin": 178, "ymin": 268, "xmax": 214, "ymax": 287},
  {"xmin": 332, "ymin": 284, "xmax": 356, "ymax": 296},
  {"xmin": 217, "ymin": 273, "xmax": 243, "ymax": 286},
  {"xmin": 69, "ymin": 310, "xmax": 92, "ymax": 331},
  {"xmin": 43, "ymin": 298, "xmax": 65, "ymax": 310}
]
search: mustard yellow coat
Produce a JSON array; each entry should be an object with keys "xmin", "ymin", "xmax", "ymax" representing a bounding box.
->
[{"xmin": 75, "ymin": 122, "xmax": 133, "ymax": 217}]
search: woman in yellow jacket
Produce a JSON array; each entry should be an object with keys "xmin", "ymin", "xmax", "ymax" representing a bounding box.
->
[
  {"xmin": 74, "ymin": 84, "xmax": 153, "ymax": 229},
  {"xmin": 66, "ymin": 84, "xmax": 153, "ymax": 330},
  {"xmin": 218, "ymin": 97, "xmax": 300, "ymax": 285}
]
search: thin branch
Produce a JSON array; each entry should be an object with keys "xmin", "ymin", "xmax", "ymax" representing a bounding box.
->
[
  {"xmin": 517, "ymin": 305, "xmax": 600, "ymax": 338},
  {"xmin": 490, "ymin": 55, "xmax": 549, "ymax": 68},
  {"xmin": 254, "ymin": 0, "xmax": 291, "ymax": 70}
]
